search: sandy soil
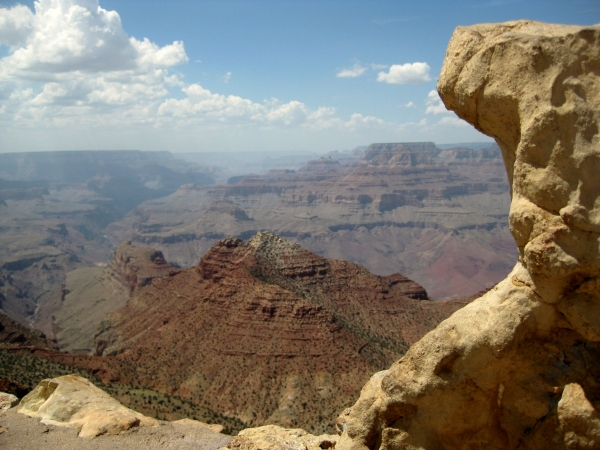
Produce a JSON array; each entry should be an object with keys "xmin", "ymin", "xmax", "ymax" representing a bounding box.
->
[{"xmin": 0, "ymin": 408, "xmax": 232, "ymax": 450}]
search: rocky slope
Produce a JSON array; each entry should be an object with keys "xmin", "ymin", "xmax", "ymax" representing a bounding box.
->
[
  {"xmin": 110, "ymin": 142, "xmax": 515, "ymax": 299},
  {"xmin": 94, "ymin": 232, "xmax": 468, "ymax": 433},
  {"xmin": 336, "ymin": 21, "xmax": 600, "ymax": 450},
  {"xmin": 33, "ymin": 242, "xmax": 175, "ymax": 354}
]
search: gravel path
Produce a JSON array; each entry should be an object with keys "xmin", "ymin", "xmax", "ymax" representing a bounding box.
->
[{"xmin": 0, "ymin": 408, "xmax": 232, "ymax": 450}]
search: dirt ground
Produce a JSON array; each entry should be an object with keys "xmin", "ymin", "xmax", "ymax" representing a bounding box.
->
[{"xmin": 0, "ymin": 407, "xmax": 232, "ymax": 450}]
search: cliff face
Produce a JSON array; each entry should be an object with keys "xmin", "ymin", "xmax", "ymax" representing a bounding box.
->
[
  {"xmin": 336, "ymin": 21, "xmax": 600, "ymax": 450},
  {"xmin": 94, "ymin": 232, "xmax": 466, "ymax": 433},
  {"xmin": 34, "ymin": 242, "xmax": 174, "ymax": 354},
  {"xmin": 0, "ymin": 150, "xmax": 216, "ymax": 329}
]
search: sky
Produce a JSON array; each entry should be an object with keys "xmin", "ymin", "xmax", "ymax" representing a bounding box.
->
[{"xmin": 0, "ymin": 0, "xmax": 598, "ymax": 154}]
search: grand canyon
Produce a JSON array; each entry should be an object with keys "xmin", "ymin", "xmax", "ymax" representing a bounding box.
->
[{"xmin": 1, "ymin": 18, "xmax": 599, "ymax": 450}]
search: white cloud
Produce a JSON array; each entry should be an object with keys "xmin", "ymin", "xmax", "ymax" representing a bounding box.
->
[
  {"xmin": 377, "ymin": 62, "xmax": 431, "ymax": 84},
  {"xmin": 223, "ymin": 71, "xmax": 232, "ymax": 83},
  {"xmin": 401, "ymin": 101, "xmax": 415, "ymax": 108},
  {"xmin": 0, "ymin": 5, "xmax": 33, "ymax": 48},
  {"xmin": 336, "ymin": 63, "xmax": 367, "ymax": 78},
  {"xmin": 0, "ymin": 0, "xmax": 189, "ymax": 128},
  {"xmin": 425, "ymin": 90, "xmax": 449, "ymax": 115},
  {"xmin": 0, "ymin": 0, "xmax": 423, "ymax": 149},
  {"xmin": 0, "ymin": 0, "xmax": 187, "ymax": 78},
  {"xmin": 156, "ymin": 84, "xmax": 389, "ymax": 131}
]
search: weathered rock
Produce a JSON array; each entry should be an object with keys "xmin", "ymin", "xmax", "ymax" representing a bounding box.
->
[
  {"xmin": 18, "ymin": 374, "xmax": 158, "ymax": 438},
  {"xmin": 558, "ymin": 383, "xmax": 600, "ymax": 449},
  {"xmin": 227, "ymin": 425, "xmax": 338, "ymax": 450},
  {"xmin": 173, "ymin": 418, "xmax": 225, "ymax": 434},
  {"xmin": 0, "ymin": 392, "xmax": 19, "ymax": 411},
  {"xmin": 336, "ymin": 21, "xmax": 600, "ymax": 450}
]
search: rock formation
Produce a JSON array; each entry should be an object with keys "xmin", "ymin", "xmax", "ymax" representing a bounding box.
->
[
  {"xmin": 110, "ymin": 141, "xmax": 515, "ymax": 299},
  {"xmin": 18, "ymin": 374, "xmax": 158, "ymax": 438},
  {"xmin": 34, "ymin": 242, "xmax": 174, "ymax": 354},
  {"xmin": 0, "ymin": 392, "xmax": 19, "ymax": 411},
  {"xmin": 336, "ymin": 21, "xmax": 600, "ymax": 450},
  {"xmin": 226, "ymin": 425, "xmax": 338, "ymax": 450},
  {"xmin": 94, "ymin": 232, "xmax": 467, "ymax": 433},
  {"xmin": 2, "ymin": 375, "xmax": 233, "ymax": 449}
]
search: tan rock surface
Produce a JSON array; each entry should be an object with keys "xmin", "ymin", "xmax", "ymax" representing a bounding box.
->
[
  {"xmin": 18, "ymin": 374, "xmax": 158, "ymax": 438},
  {"xmin": 0, "ymin": 392, "xmax": 18, "ymax": 411},
  {"xmin": 173, "ymin": 418, "xmax": 226, "ymax": 434},
  {"xmin": 0, "ymin": 406, "xmax": 232, "ymax": 450},
  {"xmin": 336, "ymin": 21, "xmax": 600, "ymax": 450},
  {"xmin": 227, "ymin": 425, "xmax": 338, "ymax": 450}
]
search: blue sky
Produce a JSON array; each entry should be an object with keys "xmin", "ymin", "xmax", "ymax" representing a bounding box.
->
[{"xmin": 0, "ymin": 0, "xmax": 598, "ymax": 153}]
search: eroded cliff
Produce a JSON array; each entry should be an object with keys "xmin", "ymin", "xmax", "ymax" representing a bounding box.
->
[{"xmin": 93, "ymin": 232, "xmax": 467, "ymax": 433}]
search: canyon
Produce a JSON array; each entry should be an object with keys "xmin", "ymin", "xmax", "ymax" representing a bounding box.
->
[
  {"xmin": 110, "ymin": 141, "xmax": 515, "ymax": 300},
  {"xmin": 2, "ymin": 232, "xmax": 468, "ymax": 432},
  {"xmin": 0, "ymin": 150, "xmax": 216, "ymax": 326},
  {"xmin": 1, "ymin": 18, "xmax": 598, "ymax": 450}
]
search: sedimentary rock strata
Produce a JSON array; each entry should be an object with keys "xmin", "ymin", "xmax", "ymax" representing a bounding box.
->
[
  {"xmin": 0, "ymin": 150, "xmax": 215, "ymax": 328},
  {"xmin": 110, "ymin": 142, "xmax": 515, "ymax": 299},
  {"xmin": 94, "ymin": 232, "xmax": 466, "ymax": 433},
  {"xmin": 34, "ymin": 242, "xmax": 174, "ymax": 354},
  {"xmin": 336, "ymin": 21, "xmax": 600, "ymax": 450}
]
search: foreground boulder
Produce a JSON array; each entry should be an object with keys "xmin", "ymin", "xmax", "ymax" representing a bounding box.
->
[
  {"xmin": 0, "ymin": 392, "xmax": 19, "ymax": 411},
  {"xmin": 336, "ymin": 21, "xmax": 600, "ymax": 450},
  {"xmin": 18, "ymin": 374, "xmax": 158, "ymax": 438},
  {"xmin": 226, "ymin": 425, "xmax": 338, "ymax": 450}
]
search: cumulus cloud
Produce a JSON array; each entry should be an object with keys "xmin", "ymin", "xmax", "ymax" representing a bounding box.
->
[
  {"xmin": 0, "ymin": 5, "xmax": 33, "ymax": 48},
  {"xmin": 377, "ymin": 62, "xmax": 431, "ymax": 84},
  {"xmin": 0, "ymin": 0, "xmax": 395, "ymax": 141},
  {"xmin": 425, "ymin": 90, "xmax": 449, "ymax": 115},
  {"xmin": 156, "ymin": 84, "xmax": 384, "ymax": 131},
  {"xmin": 401, "ymin": 101, "xmax": 415, "ymax": 108},
  {"xmin": 1, "ymin": 0, "xmax": 187, "ymax": 78},
  {"xmin": 336, "ymin": 63, "xmax": 367, "ymax": 78}
]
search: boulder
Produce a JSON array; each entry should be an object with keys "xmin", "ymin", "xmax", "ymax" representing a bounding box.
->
[
  {"xmin": 0, "ymin": 392, "xmax": 19, "ymax": 411},
  {"xmin": 226, "ymin": 425, "xmax": 338, "ymax": 450},
  {"xmin": 336, "ymin": 21, "xmax": 600, "ymax": 450},
  {"xmin": 173, "ymin": 418, "xmax": 225, "ymax": 434},
  {"xmin": 18, "ymin": 374, "xmax": 158, "ymax": 438}
]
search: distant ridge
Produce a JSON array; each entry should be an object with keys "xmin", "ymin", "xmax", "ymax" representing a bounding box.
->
[{"xmin": 436, "ymin": 141, "xmax": 495, "ymax": 149}]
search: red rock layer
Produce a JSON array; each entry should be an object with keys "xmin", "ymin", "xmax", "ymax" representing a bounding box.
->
[
  {"xmin": 94, "ymin": 233, "xmax": 467, "ymax": 433},
  {"xmin": 108, "ymin": 241, "xmax": 175, "ymax": 295}
]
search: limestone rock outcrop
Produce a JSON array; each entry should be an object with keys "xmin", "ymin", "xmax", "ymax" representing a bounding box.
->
[
  {"xmin": 0, "ymin": 392, "xmax": 19, "ymax": 411},
  {"xmin": 18, "ymin": 374, "xmax": 158, "ymax": 438},
  {"xmin": 227, "ymin": 425, "xmax": 338, "ymax": 450},
  {"xmin": 336, "ymin": 21, "xmax": 600, "ymax": 450}
]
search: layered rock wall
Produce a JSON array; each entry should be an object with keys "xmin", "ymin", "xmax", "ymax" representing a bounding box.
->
[{"xmin": 336, "ymin": 21, "xmax": 600, "ymax": 450}]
